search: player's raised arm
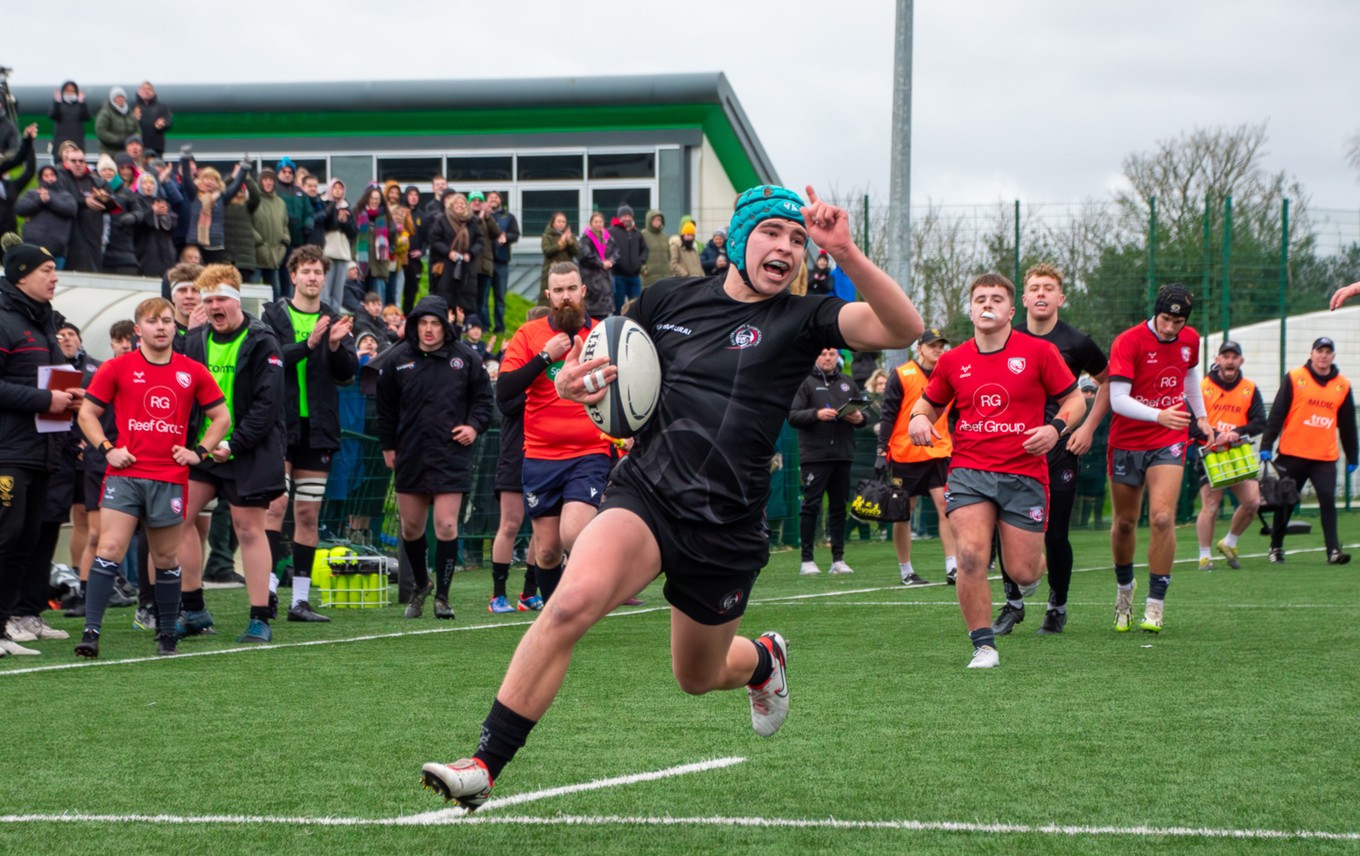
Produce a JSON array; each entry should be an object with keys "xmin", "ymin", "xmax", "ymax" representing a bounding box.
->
[{"xmin": 802, "ymin": 186, "xmax": 923, "ymax": 352}]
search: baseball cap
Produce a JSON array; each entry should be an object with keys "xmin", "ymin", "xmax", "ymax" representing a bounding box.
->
[
  {"xmin": 1218, "ymin": 340, "xmax": 1243, "ymax": 355},
  {"xmin": 917, "ymin": 327, "xmax": 949, "ymax": 347},
  {"xmin": 468, "ymin": 191, "xmax": 485, "ymax": 202},
  {"xmin": 1313, "ymin": 337, "xmax": 1336, "ymax": 351}
]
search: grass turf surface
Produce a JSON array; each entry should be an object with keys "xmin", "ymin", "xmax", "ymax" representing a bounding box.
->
[{"xmin": 1, "ymin": 519, "xmax": 1356, "ymax": 854}]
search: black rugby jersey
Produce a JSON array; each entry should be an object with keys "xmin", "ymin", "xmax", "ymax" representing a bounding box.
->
[
  {"xmin": 617, "ymin": 275, "xmax": 848, "ymax": 524},
  {"xmin": 1014, "ymin": 318, "xmax": 1107, "ymax": 420}
]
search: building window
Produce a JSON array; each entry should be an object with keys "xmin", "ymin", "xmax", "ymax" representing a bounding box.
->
[
  {"xmin": 588, "ymin": 152, "xmax": 655, "ymax": 180},
  {"xmin": 591, "ymin": 188, "xmax": 652, "ymax": 219},
  {"xmin": 446, "ymin": 156, "xmax": 513, "ymax": 183},
  {"xmin": 377, "ymin": 156, "xmax": 443, "ymax": 184},
  {"xmin": 518, "ymin": 155, "xmax": 584, "ymax": 181},
  {"xmin": 522, "ymin": 189, "xmax": 580, "ymax": 239}
]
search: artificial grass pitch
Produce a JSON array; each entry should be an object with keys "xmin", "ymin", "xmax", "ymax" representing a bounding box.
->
[{"xmin": 1, "ymin": 521, "xmax": 1356, "ymax": 854}]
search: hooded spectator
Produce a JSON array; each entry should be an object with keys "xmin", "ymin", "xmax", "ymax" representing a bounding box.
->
[
  {"xmin": 668, "ymin": 220, "xmax": 704, "ymax": 278},
  {"xmin": 700, "ymin": 227, "xmax": 729, "ymax": 275},
  {"xmin": 133, "ymin": 81, "xmax": 174, "ymax": 155},
  {"xmin": 538, "ymin": 210, "xmax": 577, "ymax": 300},
  {"xmin": 250, "ymin": 168, "xmax": 290, "ymax": 296},
  {"xmin": 129, "ymin": 172, "xmax": 178, "ymax": 278},
  {"xmin": 48, "ymin": 81, "xmax": 90, "ymax": 154},
  {"xmin": 14, "ymin": 165, "xmax": 77, "ymax": 260},
  {"xmin": 641, "ymin": 209, "xmax": 669, "ymax": 289},
  {"xmin": 224, "ymin": 178, "xmax": 261, "ymax": 281},
  {"xmin": 100, "ymin": 180, "xmax": 140, "ymax": 275},
  {"xmin": 94, "ymin": 87, "xmax": 139, "ymax": 157},
  {"xmin": 807, "ymin": 249, "xmax": 833, "ymax": 295},
  {"xmin": 275, "ymin": 157, "xmax": 313, "ymax": 249},
  {"xmin": 577, "ymin": 210, "xmax": 619, "ymax": 320}
]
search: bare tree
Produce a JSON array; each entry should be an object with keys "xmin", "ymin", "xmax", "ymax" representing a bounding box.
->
[{"xmin": 1347, "ymin": 129, "xmax": 1360, "ymax": 183}]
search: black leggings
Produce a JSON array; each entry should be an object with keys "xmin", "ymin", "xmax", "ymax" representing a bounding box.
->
[
  {"xmin": 1270, "ymin": 455, "xmax": 1340, "ymax": 551},
  {"xmin": 997, "ymin": 488, "xmax": 1077, "ymax": 606}
]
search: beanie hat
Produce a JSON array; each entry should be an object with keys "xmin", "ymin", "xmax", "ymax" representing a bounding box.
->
[
  {"xmin": 276, "ymin": 156, "xmax": 298, "ymax": 172},
  {"xmin": 727, "ymin": 185, "xmax": 806, "ymax": 274},
  {"xmin": 680, "ymin": 222, "xmax": 696, "ymax": 236},
  {"xmin": 258, "ymin": 168, "xmax": 277, "ymax": 183},
  {"xmin": 4, "ymin": 244, "xmax": 56, "ymax": 284},
  {"xmin": 616, "ymin": 204, "xmax": 634, "ymax": 218},
  {"xmin": 114, "ymin": 152, "xmax": 135, "ymax": 169},
  {"xmin": 96, "ymin": 154, "xmax": 117, "ymax": 174}
]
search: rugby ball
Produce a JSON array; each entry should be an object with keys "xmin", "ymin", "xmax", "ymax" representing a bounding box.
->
[{"xmin": 580, "ymin": 316, "xmax": 661, "ymax": 438}]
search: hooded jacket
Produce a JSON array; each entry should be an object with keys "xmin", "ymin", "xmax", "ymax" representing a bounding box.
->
[
  {"xmin": 0, "ymin": 275, "xmax": 66, "ymax": 470},
  {"xmin": 262, "ymin": 296, "xmax": 359, "ymax": 452},
  {"xmin": 699, "ymin": 237, "xmax": 728, "ymax": 276},
  {"xmin": 184, "ymin": 312, "xmax": 286, "ymax": 496},
  {"xmin": 577, "ymin": 226, "xmax": 619, "ymax": 320},
  {"xmin": 250, "ymin": 175, "xmax": 290, "ymax": 269},
  {"xmin": 375, "ymin": 295, "xmax": 493, "ymax": 492},
  {"xmin": 278, "ymin": 179, "xmax": 314, "ymax": 247},
  {"xmin": 224, "ymin": 183, "xmax": 262, "ymax": 270},
  {"xmin": 15, "ymin": 171, "xmax": 78, "ymax": 256},
  {"xmin": 127, "ymin": 180, "xmax": 179, "ymax": 278},
  {"xmin": 640, "ymin": 210, "xmax": 670, "ymax": 289},
  {"xmin": 48, "ymin": 83, "xmax": 90, "ymax": 154},
  {"xmin": 789, "ymin": 362, "xmax": 866, "ymax": 464},
  {"xmin": 94, "ymin": 88, "xmax": 139, "ymax": 156},
  {"xmin": 668, "ymin": 235, "xmax": 704, "ymax": 278}
]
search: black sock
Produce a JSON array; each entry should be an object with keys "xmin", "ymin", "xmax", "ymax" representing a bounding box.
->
[
  {"xmin": 473, "ymin": 698, "xmax": 538, "ymax": 781},
  {"xmin": 748, "ymin": 637, "xmax": 773, "ymax": 687},
  {"xmin": 970, "ymin": 626, "xmax": 996, "ymax": 651},
  {"xmin": 182, "ymin": 586, "xmax": 206, "ymax": 612},
  {"xmin": 491, "ymin": 562, "xmax": 510, "ymax": 599},
  {"xmin": 521, "ymin": 563, "xmax": 539, "ymax": 599},
  {"xmin": 1148, "ymin": 573, "xmax": 1171, "ymax": 600},
  {"xmin": 403, "ymin": 538, "xmax": 430, "ymax": 590},
  {"xmin": 154, "ymin": 567, "xmax": 182, "ymax": 636},
  {"xmin": 249, "ymin": 605, "xmax": 272, "ymax": 623},
  {"xmin": 83, "ymin": 556, "xmax": 121, "ymax": 632},
  {"xmin": 1114, "ymin": 563, "xmax": 1135, "ymax": 587},
  {"xmin": 138, "ymin": 556, "xmax": 154, "ymax": 608},
  {"xmin": 293, "ymin": 542, "xmax": 316, "ymax": 582},
  {"xmin": 435, "ymin": 538, "xmax": 458, "ymax": 599},
  {"xmin": 1001, "ymin": 569, "xmax": 1022, "ymax": 603},
  {"xmin": 536, "ymin": 563, "xmax": 563, "ymax": 602},
  {"xmin": 266, "ymin": 529, "xmax": 284, "ymax": 576}
]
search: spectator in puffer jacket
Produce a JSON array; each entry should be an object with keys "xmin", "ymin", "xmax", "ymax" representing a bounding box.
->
[{"xmin": 49, "ymin": 82, "xmax": 90, "ymax": 154}]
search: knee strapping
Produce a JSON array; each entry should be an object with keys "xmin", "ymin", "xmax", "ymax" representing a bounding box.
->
[{"xmin": 294, "ymin": 477, "xmax": 328, "ymax": 502}]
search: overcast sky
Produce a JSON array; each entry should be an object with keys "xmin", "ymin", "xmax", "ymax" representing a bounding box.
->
[{"xmin": 6, "ymin": 0, "xmax": 1358, "ymax": 210}]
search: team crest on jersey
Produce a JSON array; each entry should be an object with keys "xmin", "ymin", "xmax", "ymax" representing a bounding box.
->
[
  {"xmin": 717, "ymin": 589, "xmax": 745, "ymax": 614},
  {"xmin": 176, "ymin": 371, "xmax": 192, "ymax": 389},
  {"xmin": 1008, "ymin": 357, "xmax": 1026, "ymax": 374},
  {"xmin": 1060, "ymin": 468, "xmax": 1074, "ymax": 484},
  {"xmin": 1029, "ymin": 506, "xmax": 1045, "ymax": 523},
  {"xmin": 840, "ymin": 382, "xmax": 850, "ymax": 392},
  {"xmin": 171, "ymin": 497, "xmax": 183, "ymax": 515},
  {"xmin": 728, "ymin": 324, "xmax": 763, "ymax": 350},
  {"xmin": 450, "ymin": 357, "xmax": 464, "ymax": 369},
  {"xmin": 1181, "ymin": 346, "xmax": 1191, "ymax": 363}
]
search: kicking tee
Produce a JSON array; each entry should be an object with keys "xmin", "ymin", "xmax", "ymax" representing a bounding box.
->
[
  {"xmin": 84, "ymin": 350, "xmax": 225, "ymax": 484},
  {"xmin": 1107, "ymin": 320, "xmax": 1199, "ymax": 451},
  {"xmin": 618, "ymin": 275, "xmax": 847, "ymax": 524},
  {"xmin": 923, "ymin": 331, "xmax": 1076, "ymax": 483}
]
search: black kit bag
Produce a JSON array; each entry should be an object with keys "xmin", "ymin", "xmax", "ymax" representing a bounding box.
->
[
  {"xmin": 850, "ymin": 470, "xmax": 911, "ymax": 523},
  {"xmin": 1258, "ymin": 461, "xmax": 1299, "ymax": 511}
]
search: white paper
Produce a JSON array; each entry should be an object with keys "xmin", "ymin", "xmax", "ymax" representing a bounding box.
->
[{"xmin": 35, "ymin": 365, "xmax": 83, "ymax": 433}]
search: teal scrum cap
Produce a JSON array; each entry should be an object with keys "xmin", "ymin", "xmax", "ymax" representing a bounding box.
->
[{"xmin": 727, "ymin": 186, "xmax": 807, "ymax": 283}]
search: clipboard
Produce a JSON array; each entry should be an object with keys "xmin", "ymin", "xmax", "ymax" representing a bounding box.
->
[
  {"xmin": 836, "ymin": 397, "xmax": 870, "ymax": 418},
  {"xmin": 35, "ymin": 365, "xmax": 83, "ymax": 433}
]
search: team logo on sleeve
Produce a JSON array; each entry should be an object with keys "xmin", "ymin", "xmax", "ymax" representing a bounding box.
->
[
  {"xmin": 1008, "ymin": 357, "xmax": 1026, "ymax": 374},
  {"xmin": 1181, "ymin": 346, "xmax": 1192, "ymax": 363},
  {"xmin": 450, "ymin": 357, "xmax": 464, "ymax": 369},
  {"xmin": 176, "ymin": 371, "xmax": 192, "ymax": 388},
  {"xmin": 727, "ymin": 325, "xmax": 763, "ymax": 350},
  {"xmin": 268, "ymin": 355, "xmax": 284, "ymax": 368}
]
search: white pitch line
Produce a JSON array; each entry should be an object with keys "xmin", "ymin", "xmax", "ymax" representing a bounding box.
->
[{"xmin": 398, "ymin": 756, "xmax": 746, "ymax": 823}]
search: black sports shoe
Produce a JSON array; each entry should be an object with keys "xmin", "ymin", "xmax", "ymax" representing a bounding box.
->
[
  {"xmin": 74, "ymin": 628, "xmax": 100, "ymax": 659},
  {"xmin": 1328, "ymin": 550, "xmax": 1351, "ymax": 565},
  {"xmin": 156, "ymin": 633, "xmax": 179, "ymax": 656},
  {"xmin": 287, "ymin": 600, "xmax": 330, "ymax": 622},
  {"xmin": 1268, "ymin": 548, "xmax": 1285, "ymax": 564},
  {"xmin": 434, "ymin": 597, "xmax": 455, "ymax": 620},
  {"xmin": 1036, "ymin": 607, "xmax": 1067, "ymax": 635},
  {"xmin": 267, "ymin": 591, "xmax": 279, "ymax": 620},
  {"xmin": 992, "ymin": 604, "xmax": 1025, "ymax": 635},
  {"xmin": 945, "ymin": 568, "xmax": 957, "ymax": 586}
]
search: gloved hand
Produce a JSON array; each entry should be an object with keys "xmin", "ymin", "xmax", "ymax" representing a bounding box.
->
[
  {"xmin": 1259, "ymin": 449, "xmax": 1273, "ymax": 462},
  {"xmin": 874, "ymin": 455, "xmax": 887, "ymax": 474}
]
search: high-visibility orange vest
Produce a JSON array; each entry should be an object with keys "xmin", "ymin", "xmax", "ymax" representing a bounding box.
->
[
  {"xmin": 1278, "ymin": 367, "xmax": 1350, "ymax": 461},
  {"xmin": 1202, "ymin": 375, "xmax": 1256, "ymax": 434},
  {"xmin": 888, "ymin": 359, "xmax": 952, "ymax": 462}
]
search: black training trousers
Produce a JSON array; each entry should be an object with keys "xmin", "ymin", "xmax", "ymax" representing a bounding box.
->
[
  {"xmin": 1271, "ymin": 455, "xmax": 1341, "ymax": 552},
  {"xmin": 799, "ymin": 460, "xmax": 852, "ymax": 562},
  {"xmin": 0, "ymin": 468, "xmax": 51, "ymax": 632}
]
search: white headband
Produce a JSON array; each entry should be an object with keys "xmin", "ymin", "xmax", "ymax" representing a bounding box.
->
[
  {"xmin": 171, "ymin": 280, "xmax": 197, "ymax": 294},
  {"xmin": 201, "ymin": 285, "xmax": 242, "ymax": 302}
]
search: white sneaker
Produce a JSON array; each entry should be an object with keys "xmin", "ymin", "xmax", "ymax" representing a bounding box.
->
[
  {"xmin": 829, "ymin": 561, "xmax": 854, "ymax": 575},
  {"xmin": 0, "ymin": 637, "xmax": 41, "ymax": 656},
  {"xmin": 5, "ymin": 617, "xmax": 37, "ymax": 642},
  {"xmin": 33, "ymin": 617, "xmax": 69, "ymax": 640},
  {"xmin": 967, "ymin": 645, "xmax": 1000, "ymax": 669},
  {"xmin": 1140, "ymin": 599, "xmax": 1164, "ymax": 634},
  {"xmin": 799, "ymin": 561, "xmax": 821, "ymax": 576},
  {"xmin": 748, "ymin": 632, "xmax": 789, "ymax": 737},
  {"xmin": 1115, "ymin": 581, "xmax": 1136, "ymax": 632},
  {"xmin": 420, "ymin": 758, "xmax": 493, "ymax": 811}
]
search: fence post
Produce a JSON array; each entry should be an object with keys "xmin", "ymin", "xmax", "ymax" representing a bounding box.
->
[
  {"xmin": 1202, "ymin": 194, "xmax": 1212, "ymax": 373},
  {"xmin": 1278, "ymin": 198, "xmax": 1289, "ymax": 412},
  {"xmin": 1147, "ymin": 197, "xmax": 1157, "ymax": 314},
  {"xmin": 1013, "ymin": 199, "xmax": 1021, "ymax": 285},
  {"xmin": 862, "ymin": 194, "xmax": 871, "ymax": 257},
  {"xmin": 1221, "ymin": 195, "xmax": 1232, "ymax": 346}
]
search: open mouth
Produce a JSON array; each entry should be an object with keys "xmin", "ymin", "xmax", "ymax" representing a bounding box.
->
[{"xmin": 761, "ymin": 259, "xmax": 791, "ymax": 281}]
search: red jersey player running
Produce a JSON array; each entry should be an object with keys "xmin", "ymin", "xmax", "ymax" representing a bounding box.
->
[
  {"xmin": 1105, "ymin": 284, "xmax": 1213, "ymax": 634},
  {"xmin": 908, "ymin": 274, "xmax": 1085, "ymax": 669},
  {"xmin": 74, "ymin": 297, "xmax": 230, "ymax": 657}
]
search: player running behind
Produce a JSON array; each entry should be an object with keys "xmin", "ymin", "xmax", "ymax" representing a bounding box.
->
[
  {"xmin": 1260, "ymin": 336, "xmax": 1357, "ymax": 565},
  {"xmin": 74, "ymin": 297, "xmax": 229, "ymax": 657},
  {"xmin": 992, "ymin": 264, "xmax": 1110, "ymax": 636},
  {"xmin": 178, "ymin": 265, "xmax": 288, "ymax": 643},
  {"xmin": 419, "ymin": 185, "xmax": 923, "ymax": 809},
  {"xmin": 1105, "ymin": 284, "xmax": 1213, "ymax": 634},
  {"xmin": 1192, "ymin": 341, "xmax": 1265, "ymax": 570},
  {"xmin": 263, "ymin": 245, "xmax": 358, "ymax": 622},
  {"xmin": 494, "ymin": 262, "xmax": 616, "ymax": 603},
  {"xmin": 377, "ymin": 295, "xmax": 492, "ymax": 620},
  {"xmin": 908, "ymin": 274, "xmax": 1084, "ymax": 668},
  {"xmin": 876, "ymin": 328, "xmax": 957, "ymax": 586}
]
